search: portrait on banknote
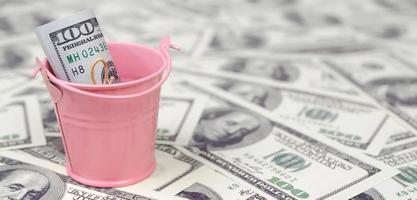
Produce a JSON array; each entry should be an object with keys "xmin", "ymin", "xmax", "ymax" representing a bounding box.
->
[
  {"xmin": 177, "ymin": 182, "xmax": 223, "ymax": 200},
  {"xmin": 189, "ymin": 107, "xmax": 272, "ymax": 150},
  {"xmin": 220, "ymin": 58, "xmax": 300, "ymax": 82},
  {"xmin": 366, "ymin": 77, "xmax": 417, "ymax": 108},
  {"xmin": 215, "ymin": 81, "xmax": 282, "ymax": 110},
  {"xmin": 351, "ymin": 188, "xmax": 385, "ymax": 200},
  {"xmin": 0, "ymin": 164, "xmax": 65, "ymax": 200}
]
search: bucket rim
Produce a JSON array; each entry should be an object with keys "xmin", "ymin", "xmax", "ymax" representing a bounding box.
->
[
  {"xmin": 34, "ymin": 37, "xmax": 176, "ymax": 100},
  {"xmin": 41, "ymin": 42, "xmax": 166, "ymax": 90}
]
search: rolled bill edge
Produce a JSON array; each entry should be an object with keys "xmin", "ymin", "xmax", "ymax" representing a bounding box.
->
[{"xmin": 36, "ymin": 9, "xmax": 120, "ymax": 85}]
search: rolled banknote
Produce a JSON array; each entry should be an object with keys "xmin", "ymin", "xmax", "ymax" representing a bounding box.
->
[{"xmin": 36, "ymin": 9, "xmax": 120, "ymax": 85}]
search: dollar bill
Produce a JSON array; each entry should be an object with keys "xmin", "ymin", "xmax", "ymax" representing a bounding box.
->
[
  {"xmin": 157, "ymin": 95, "xmax": 206, "ymax": 144},
  {"xmin": 161, "ymin": 71, "xmax": 213, "ymax": 98},
  {"xmin": 36, "ymin": 9, "xmax": 120, "ymax": 84},
  {"xmin": 380, "ymin": 117, "xmax": 416, "ymax": 147},
  {"xmin": 0, "ymin": 156, "xmax": 184, "ymax": 200},
  {"xmin": 324, "ymin": 51, "xmax": 417, "ymax": 145},
  {"xmin": 365, "ymin": 116, "xmax": 415, "ymax": 156},
  {"xmin": 351, "ymin": 164, "xmax": 417, "ymax": 200},
  {"xmin": 162, "ymin": 80, "xmax": 396, "ymax": 200},
  {"xmin": 352, "ymin": 139, "xmax": 417, "ymax": 199},
  {"xmin": 174, "ymin": 56, "xmax": 370, "ymax": 102},
  {"xmin": 0, "ymin": 95, "xmax": 46, "ymax": 150},
  {"xmin": 187, "ymin": 75, "xmax": 389, "ymax": 153},
  {"xmin": 12, "ymin": 135, "xmax": 269, "ymax": 200},
  {"xmin": 122, "ymin": 145, "xmax": 270, "ymax": 200},
  {"xmin": 331, "ymin": 49, "xmax": 417, "ymax": 152},
  {"xmin": 163, "ymin": 74, "xmax": 392, "ymax": 155},
  {"xmin": 3, "ymin": 79, "xmax": 63, "ymax": 134}
]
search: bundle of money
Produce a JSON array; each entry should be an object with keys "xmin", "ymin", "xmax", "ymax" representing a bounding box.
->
[
  {"xmin": 2, "ymin": 0, "xmax": 417, "ymax": 200},
  {"xmin": 36, "ymin": 9, "xmax": 120, "ymax": 85}
]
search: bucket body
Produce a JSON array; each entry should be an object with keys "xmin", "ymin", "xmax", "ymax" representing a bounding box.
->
[
  {"xmin": 58, "ymin": 87, "xmax": 160, "ymax": 187},
  {"xmin": 34, "ymin": 38, "xmax": 176, "ymax": 187}
]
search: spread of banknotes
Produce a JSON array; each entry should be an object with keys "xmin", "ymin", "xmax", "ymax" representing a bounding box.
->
[{"xmin": 2, "ymin": 0, "xmax": 417, "ymax": 199}]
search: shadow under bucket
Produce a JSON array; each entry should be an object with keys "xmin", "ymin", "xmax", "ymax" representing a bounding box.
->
[{"xmin": 33, "ymin": 37, "xmax": 179, "ymax": 187}]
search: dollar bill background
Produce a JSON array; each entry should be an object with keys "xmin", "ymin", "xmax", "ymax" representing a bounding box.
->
[{"xmin": 2, "ymin": 0, "xmax": 417, "ymax": 199}]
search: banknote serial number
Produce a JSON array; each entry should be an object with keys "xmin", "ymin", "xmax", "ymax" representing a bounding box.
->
[
  {"xmin": 66, "ymin": 42, "xmax": 108, "ymax": 64},
  {"xmin": 319, "ymin": 128, "xmax": 361, "ymax": 141}
]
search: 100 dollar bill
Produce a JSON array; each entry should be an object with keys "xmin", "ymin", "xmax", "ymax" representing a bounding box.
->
[
  {"xmin": 352, "ymin": 139, "xmax": 417, "ymax": 199},
  {"xmin": 0, "ymin": 155, "xmax": 183, "ymax": 200},
  {"xmin": 11, "ymin": 136, "xmax": 269, "ymax": 200},
  {"xmin": 324, "ymin": 51, "xmax": 417, "ymax": 146},
  {"xmin": 36, "ymin": 9, "xmax": 119, "ymax": 84},
  {"xmin": 166, "ymin": 80, "xmax": 396, "ymax": 200},
  {"xmin": 0, "ymin": 96, "xmax": 46, "ymax": 150},
  {"xmin": 188, "ymin": 75, "xmax": 388, "ymax": 153}
]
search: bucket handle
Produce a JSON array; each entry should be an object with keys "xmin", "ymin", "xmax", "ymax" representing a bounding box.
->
[
  {"xmin": 32, "ymin": 60, "xmax": 64, "ymax": 103},
  {"xmin": 33, "ymin": 37, "xmax": 179, "ymax": 101}
]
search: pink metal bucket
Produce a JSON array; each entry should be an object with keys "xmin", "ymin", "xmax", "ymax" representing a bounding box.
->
[{"xmin": 33, "ymin": 37, "xmax": 178, "ymax": 187}]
